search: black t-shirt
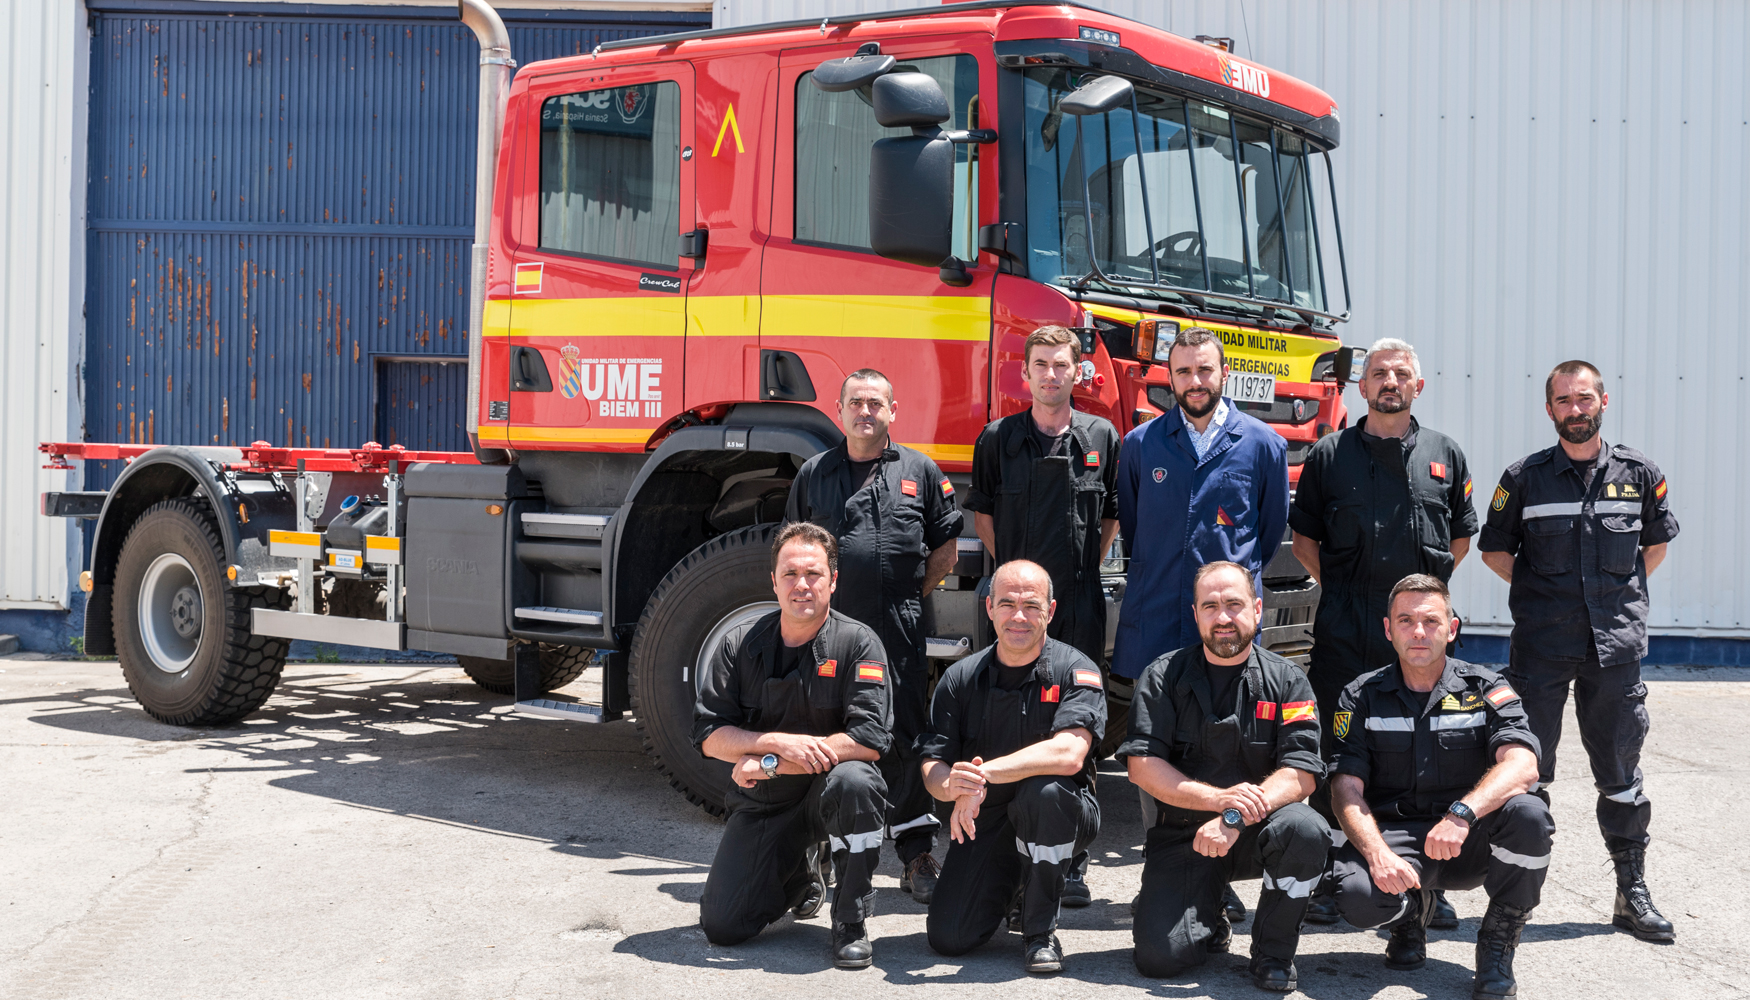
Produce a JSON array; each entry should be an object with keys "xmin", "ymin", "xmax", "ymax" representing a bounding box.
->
[
  {"xmin": 778, "ymin": 639, "xmax": 808, "ymax": 678},
  {"xmin": 1031, "ymin": 423, "xmax": 1068, "ymax": 459},
  {"xmin": 995, "ymin": 655, "xmax": 1037, "ymax": 691},
  {"xmin": 1571, "ymin": 456, "xmax": 1597, "ymax": 488},
  {"xmin": 846, "ymin": 457, "xmax": 882, "ymax": 492},
  {"xmin": 1207, "ymin": 659, "xmax": 1244, "ymax": 716}
]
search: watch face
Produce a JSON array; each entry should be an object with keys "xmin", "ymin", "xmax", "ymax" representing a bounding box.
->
[{"xmin": 1222, "ymin": 808, "xmax": 1243, "ymax": 828}]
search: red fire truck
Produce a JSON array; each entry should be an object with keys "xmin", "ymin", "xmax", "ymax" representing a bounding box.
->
[{"xmin": 41, "ymin": 0, "xmax": 1360, "ymax": 815}]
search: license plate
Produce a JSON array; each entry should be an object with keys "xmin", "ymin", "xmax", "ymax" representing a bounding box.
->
[{"xmin": 1225, "ymin": 372, "xmax": 1275, "ymax": 404}]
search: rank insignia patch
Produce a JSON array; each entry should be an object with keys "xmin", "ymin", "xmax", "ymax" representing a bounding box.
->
[
  {"xmin": 1430, "ymin": 461, "xmax": 1447, "ymax": 480},
  {"xmin": 1040, "ymin": 684, "xmax": 1060, "ymax": 703},
  {"xmin": 1333, "ymin": 711, "xmax": 1352, "ymax": 739},
  {"xmin": 1492, "ymin": 485, "xmax": 1510, "ymax": 511},
  {"xmin": 1072, "ymin": 668, "xmax": 1102, "ymax": 689},
  {"xmin": 901, "ymin": 479, "xmax": 918, "ymax": 496},
  {"xmin": 855, "ymin": 661, "xmax": 886, "ymax": 684},
  {"xmin": 1621, "ymin": 483, "xmax": 1640, "ymax": 498},
  {"xmin": 817, "ymin": 659, "xmax": 837, "ymax": 678},
  {"xmin": 1281, "ymin": 700, "xmax": 1317, "ymax": 724},
  {"xmin": 1084, "ymin": 450, "xmax": 1100, "ymax": 468},
  {"xmin": 1440, "ymin": 694, "xmax": 1461, "ymax": 710},
  {"xmin": 1255, "ymin": 701, "xmax": 1277, "ymax": 721}
]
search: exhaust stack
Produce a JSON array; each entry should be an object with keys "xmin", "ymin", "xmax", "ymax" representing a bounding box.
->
[{"xmin": 459, "ymin": 0, "xmax": 515, "ymax": 460}]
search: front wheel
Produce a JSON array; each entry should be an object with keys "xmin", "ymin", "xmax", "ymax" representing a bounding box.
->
[
  {"xmin": 629, "ymin": 523, "xmax": 778, "ymax": 818},
  {"xmin": 113, "ymin": 499, "xmax": 289, "ymax": 726}
]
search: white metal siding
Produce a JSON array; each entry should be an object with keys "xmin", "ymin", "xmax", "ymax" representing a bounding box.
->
[
  {"xmin": 0, "ymin": 0, "xmax": 86, "ymax": 610},
  {"xmin": 721, "ymin": 0, "xmax": 1750, "ymax": 638}
]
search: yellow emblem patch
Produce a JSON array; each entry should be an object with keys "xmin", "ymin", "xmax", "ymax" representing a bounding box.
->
[
  {"xmin": 1333, "ymin": 711, "xmax": 1352, "ymax": 739},
  {"xmin": 1440, "ymin": 694, "xmax": 1461, "ymax": 710},
  {"xmin": 1492, "ymin": 485, "xmax": 1509, "ymax": 511}
]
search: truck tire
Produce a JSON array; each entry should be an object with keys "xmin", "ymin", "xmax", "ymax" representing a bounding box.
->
[
  {"xmin": 629, "ymin": 523, "xmax": 778, "ymax": 817},
  {"xmin": 112, "ymin": 498, "xmax": 289, "ymax": 726},
  {"xmin": 456, "ymin": 644, "xmax": 593, "ymax": 695}
]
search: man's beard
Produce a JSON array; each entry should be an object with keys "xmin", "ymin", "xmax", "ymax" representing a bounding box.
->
[
  {"xmin": 1369, "ymin": 391, "xmax": 1411, "ymax": 414},
  {"xmin": 1177, "ymin": 384, "xmax": 1222, "ymax": 419},
  {"xmin": 1203, "ymin": 621, "xmax": 1256, "ymax": 659},
  {"xmin": 1555, "ymin": 411, "xmax": 1602, "ymax": 444}
]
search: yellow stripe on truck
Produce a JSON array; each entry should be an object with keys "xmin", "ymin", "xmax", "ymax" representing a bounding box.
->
[
  {"xmin": 1080, "ymin": 302, "xmax": 1332, "ymax": 383},
  {"xmin": 482, "ymin": 295, "xmax": 990, "ymax": 342},
  {"xmin": 268, "ymin": 530, "xmax": 322, "ymax": 559}
]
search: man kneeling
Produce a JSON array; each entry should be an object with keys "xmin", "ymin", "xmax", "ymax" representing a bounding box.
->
[
  {"xmin": 916, "ymin": 560, "xmax": 1105, "ymax": 974},
  {"xmin": 1123, "ymin": 561, "xmax": 1330, "ymax": 991},
  {"xmin": 695, "ymin": 522, "xmax": 892, "ymax": 969},
  {"xmin": 1331, "ymin": 574, "xmax": 1552, "ymax": 1000}
]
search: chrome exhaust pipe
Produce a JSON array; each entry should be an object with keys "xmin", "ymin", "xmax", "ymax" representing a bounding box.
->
[{"xmin": 459, "ymin": 0, "xmax": 515, "ymax": 461}]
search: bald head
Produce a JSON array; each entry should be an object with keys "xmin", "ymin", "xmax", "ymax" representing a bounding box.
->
[
  {"xmin": 987, "ymin": 560, "xmax": 1056, "ymax": 664},
  {"xmin": 992, "ymin": 559, "xmax": 1054, "ymax": 602}
]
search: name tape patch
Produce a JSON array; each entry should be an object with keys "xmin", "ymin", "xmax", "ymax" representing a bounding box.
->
[{"xmin": 901, "ymin": 479, "xmax": 918, "ymax": 496}]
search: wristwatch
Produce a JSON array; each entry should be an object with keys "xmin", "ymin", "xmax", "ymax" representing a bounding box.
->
[
  {"xmin": 1220, "ymin": 808, "xmax": 1246, "ymax": 830},
  {"xmin": 1446, "ymin": 801, "xmax": 1477, "ymax": 825},
  {"xmin": 760, "ymin": 753, "xmax": 781, "ymax": 779}
]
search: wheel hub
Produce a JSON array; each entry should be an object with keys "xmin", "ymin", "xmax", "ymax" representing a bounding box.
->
[
  {"xmin": 139, "ymin": 552, "xmax": 203, "ymax": 673},
  {"xmin": 169, "ymin": 586, "xmax": 202, "ymax": 638}
]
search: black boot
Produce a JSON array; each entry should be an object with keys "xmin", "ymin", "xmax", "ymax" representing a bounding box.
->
[
  {"xmin": 1222, "ymin": 881, "xmax": 1248, "ymax": 922},
  {"xmin": 1430, "ymin": 889, "xmax": 1460, "ymax": 929},
  {"xmin": 1061, "ymin": 851, "xmax": 1092, "ymax": 908},
  {"xmin": 1304, "ymin": 873, "xmax": 1340, "ymax": 925},
  {"xmin": 792, "ymin": 842, "xmax": 826, "ymax": 919},
  {"xmin": 1208, "ymin": 906, "xmax": 1232, "ymax": 954},
  {"xmin": 831, "ymin": 921, "xmax": 873, "ymax": 969},
  {"xmin": 1472, "ymin": 900, "xmax": 1532, "ymax": 999},
  {"xmin": 1385, "ymin": 889, "xmax": 1433, "ymax": 970},
  {"xmin": 1023, "ymin": 933, "xmax": 1064, "ymax": 974},
  {"xmin": 1249, "ymin": 955, "xmax": 1298, "ymax": 993},
  {"xmin": 1610, "ymin": 846, "xmax": 1675, "ymax": 942}
]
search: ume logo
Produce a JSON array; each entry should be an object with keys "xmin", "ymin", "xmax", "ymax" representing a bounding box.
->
[
  {"xmin": 566, "ymin": 355, "xmax": 665, "ymax": 419},
  {"xmin": 1218, "ymin": 54, "xmax": 1270, "ymax": 99}
]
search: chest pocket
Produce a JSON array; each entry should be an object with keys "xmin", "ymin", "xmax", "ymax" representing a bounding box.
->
[
  {"xmin": 1524, "ymin": 516, "xmax": 1577, "ymax": 576},
  {"xmin": 806, "ymin": 671, "xmax": 840, "ymax": 713},
  {"xmin": 1370, "ymin": 730, "xmax": 1416, "ymax": 789},
  {"xmin": 1597, "ymin": 515, "xmax": 1643, "ymax": 576},
  {"xmin": 1326, "ymin": 499, "xmax": 1368, "ymax": 553},
  {"xmin": 1436, "ymin": 723, "xmax": 1490, "ymax": 788}
]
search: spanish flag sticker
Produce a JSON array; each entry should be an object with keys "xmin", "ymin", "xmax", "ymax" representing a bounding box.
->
[
  {"xmin": 1281, "ymin": 700, "xmax": 1318, "ymax": 724},
  {"xmin": 1486, "ymin": 685, "xmax": 1520, "ymax": 707},
  {"xmin": 1072, "ymin": 668, "xmax": 1102, "ymax": 689},
  {"xmin": 1216, "ymin": 506, "xmax": 1235, "ymax": 527},
  {"xmin": 855, "ymin": 661, "xmax": 886, "ymax": 684},
  {"xmin": 817, "ymin": 658, "xmax": 837, "ymax": 678},
  {"xmin": 1040, "ymin": 684, "xmax": 1060, "ymax": 703},
  {"xmin": 514, "ymin": 262, "xmax": 543, "ymax": 294}
]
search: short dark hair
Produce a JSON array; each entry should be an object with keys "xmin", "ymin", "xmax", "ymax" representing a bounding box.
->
[
  {"xmin": 772, "ymin": 521, "xmax": 838, "ymax": 575},
  {"xmin": 1193, "ymin": 560, "xmax": 1256, "ymax": 601},
  {"xmin": 840, "ymin": 368, "xmax": 893, "ymax": 404},
  {"xmin": 1168, "ymin": 326, "xmax": 1226, "ymax": 367},
  {"xmin": 1545, "ymin": 359, "xmax": 1603, "ymax": 404},
  {"xmin": 1024, "ymin": 325, "xmax": 1081, "ymax": 365},
  {"xmin": 1387, "ymin": 573, "xmax": 1451, "ymax": 616}
]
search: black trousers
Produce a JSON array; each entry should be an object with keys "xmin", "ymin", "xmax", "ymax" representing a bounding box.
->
[
  {"xmin": 926, "ymin": 775, "xmax": 1101, "ymax": 954},
  {"xmin": 1333, "ymin": 793, "xmax": 1555, "ymax": 926},
  {"xmin": 882, "ymin": 656, "xmax": 938, "ymax": 865},
  {"xmin": 1509, "ymin": 645, "xmax": 1652, "ymax": 851},
  {"xmin": 699, "ymin": 760, "xmax": 888, "ymax": 945},
  {"xmin": 1133, "ymin": 802, "xmax": 1330, "ymax": 977}
]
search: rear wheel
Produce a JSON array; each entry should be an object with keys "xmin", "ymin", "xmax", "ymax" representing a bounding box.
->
[
  {"xmin": 113, "ymin": 498, "xmax": 289, "ymax": 726},
  {"xmin": 457, "ymin": 644, "xmax": 594, "ymax": 696},
  {"xmin": 630, "ymin": 523, "xmax": 778, "ymax": 817}
]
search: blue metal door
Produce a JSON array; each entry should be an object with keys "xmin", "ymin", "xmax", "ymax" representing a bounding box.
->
[{"xmin": 82, "ymin": 3, "xmax": 705, "ymax": 487}]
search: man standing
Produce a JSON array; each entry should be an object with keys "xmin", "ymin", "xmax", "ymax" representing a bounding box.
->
[
  {"xmin": 1122, "ymin": 562, "xmax": 1329, "ymax": 991},
  {"xmin": 965, "ymin": 325, "xmax": 1120, "ymax": 905},
  {"xmin": 1289, "ymin": 337, "xmax": 1477, "ymax": 927},
  {"xmin": 917, "ymin": 560, "xmax": 1105, "ymax": 975},
  {"xmin": 1330, "ymin": 575, "xmax": 1552, "ymax": 1000},
  {"xmin": 1115, "ymin": 326, "xmax": 1290, "ymax": 681},
  {"xmin": 786, "ymin": 368, "xmax": 963, "ymax": 903},
  {"xmin": 1478, "ymin": 360, "xmax": 1680, "ymax": 941},
  {"xmin": 694, "ymin": 523, "xmax": 892, "ymax": 969}
]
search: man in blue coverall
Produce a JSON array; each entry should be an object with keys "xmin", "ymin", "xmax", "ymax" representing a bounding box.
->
[{"xmin": 1115, "ymin": 326, "xmax": 1289, "ymax": 925}]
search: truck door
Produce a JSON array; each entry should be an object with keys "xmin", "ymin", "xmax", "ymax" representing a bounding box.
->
[
  {"xmin": 502, "ymin": 63, "xmax": 696, "ymax": 452},
  {"xmin": 766, "ymin": 39, "xmax": 995, "ymax": 469}
]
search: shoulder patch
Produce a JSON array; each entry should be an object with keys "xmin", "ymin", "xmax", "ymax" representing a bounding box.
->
[
  {"xmin": 938, "ymin": 476, "xmax": 954, "ymax": 497},
  {"xmin": 1492, "ymin": 485, "xmax": 1510, "ymax": 511},
  {"xmin": 1654, "ymin": 478, "xmax": 1667, "ymax": 500},
  {"xmin": 854, "ymin": 661, "xmax": 886, "ymax": 685},
  {"xmin": 1281, "ymin": 700, "xmax": 1317, "ymax": 725},
  {"xmin": 1072, "ymin": 667, "xmax": 1102, "ymax": 689},
  {"xmin": 1464, "ymin": 477, "xmax": 1474, "ymax": 499},
  {"xmin": 1332, "ymin": 711, "xmax": 1352, "ymax": 739},
  {"xmin": 1486, "ymin": 684, "xmax": 1519, "ymax": 707}
]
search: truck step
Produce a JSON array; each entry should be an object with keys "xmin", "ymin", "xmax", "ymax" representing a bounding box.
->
[
  {"xmin": 511, "ymin": 698, "xmax": 620, "ymax": 724},
  {"xmin": 520, "ymin": 512, "xmax": 612, "ymax": 540},
  {"xmin": 251, "ymin": 609, "xmax": 405, "ymax": 650},
  {"xmin": 514, "ymin": 606, "xmax": 604, "ymax": 626}
]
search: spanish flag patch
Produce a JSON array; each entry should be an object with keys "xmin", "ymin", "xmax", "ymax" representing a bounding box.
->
[
  {"xmin": 1072, "ymin": 668, "xmax": 1102, "ymax": 688},
  {"xmin": 1464, "ymin": 478, "xmax": 1474, "ymax": 499},
  {"xmin": 855, "ymin": 661, "xmax": 886, "ymax": 684},
  {"xmin": 1486, "ymin": 685, "xmax": 1520, "ymax": 707},
  {"xmin": 817, "ymin": 659, "xmax": 837, "ymax": 678},
  {"xmin": 939, "ymin": 477, "xmax": 954, "ymax": 497},
  {"xmin": 1654, "ymin": 478, "xmax": 1667, "ymax": 500},
  {"xmin": 1216, "ymin": 506, "xmax": 1235, "ymax": 527},
  {"xmin": 1040, "ymin": 684, "xmax": 1060, "ymax": 703},
  {"xmin": 1281, "ymin": 700, "xmax": 1318, "ymax": 724}
]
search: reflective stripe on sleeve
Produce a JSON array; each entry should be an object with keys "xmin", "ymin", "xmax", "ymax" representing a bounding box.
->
[
  {"xmin": 1490, "ymin": 843, "xmax": 1551, "ymax": 870},
  {"xmin": 1364, "ymin": 717, "xmax": 1416, "ymax": 732},
  {"xmin": 1522, "ymin": 502, "xmax": 1583, "ymax": 520},
  {"xmin": 829, "ymin": 830, "xmax": 884, "ymax": 855},
  {"xmin": 1014, "ymin": 837, "xmax": 1078, "ymax": 865},
  {"xmin": 1430, "ymin": 711, "xmax": 1486, "ymax": 730}
]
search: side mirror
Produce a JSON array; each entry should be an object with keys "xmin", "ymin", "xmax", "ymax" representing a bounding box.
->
[
  {"xmin": 1058, "ymin": 74, "xmax": 1134, "ymax": 116},
  {"xmin": 867, "ymin": 72, "xmax": 954, "ymax": 269},
  {"xmin": 811, "ymin": 52, "xmax": 896, "ymax": 93}
]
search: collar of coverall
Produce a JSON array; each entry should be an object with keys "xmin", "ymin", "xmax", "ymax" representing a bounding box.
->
[
  {"xmin": 1548, "ymin": 437, "xmax": 1612, "ymax": 480},
  {"xmin": 1380, "ymin": 655, "xmax": 1470, "ymax": 715},
  {"xmin": 759, "ymin": 608, "xmax": 836, "ymax": 676},
  {"xmin": 825, "ymin": 436, "xmax": 899, "ymax": 469},
  {"xmin": 1004, "ymin": 410, "xmax": 1092, "ymax": 458},
  {"xmin": 975, "ymin": 636, "xmax": 1056, "ymax": 689},
  {"xmin": 1182, "ymin": 644, "xmax": 1264, "ymax": 719}
]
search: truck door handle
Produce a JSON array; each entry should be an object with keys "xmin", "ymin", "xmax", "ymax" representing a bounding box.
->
[
  {"xmin": 759, "ymin": 349, "xmax": 816, "ymax": 402},
  {"xmin": 510, "ymin": 346, "xmax": 553, "ymax": 393}
]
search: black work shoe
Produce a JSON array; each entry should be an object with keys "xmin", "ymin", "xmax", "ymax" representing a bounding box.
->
[
  {"xmin": 901, "ymin": 852, "xmax": 941, "ymax": 905},
  {"xmin": 1023, "ymin": 933, "xmax": 1064, "ymax": 974},
  {"xmin": 1472, "ymin": 900, "xmax": 1532, "ymax": 999},
  {"xmin": 1249, "ymin": 956, "xmax": 1298, "ymax": 992},
  {"xmin": 1385, "ymin": 890, "xmax": 1433, "ymax": 970},
  {"xmin": 792, "ymin": 844, "xmax": 826, "ymax": 919},
  {"xmin": 1303, "ymin": 893, "xmax": 1341, "ymax": 925},
  {"xmin": 1223, "ymin": 882, "xmax": 1248, "ymax": 922},
  {"xmin": 1006, "ymin": 886, "xmax": 1025, "ymax": 933},
  {"xmin": 1061, "ymin": 856, "xmax": 1092, "ymax": 908},
  {"xmin": 1208, "ymin": 907, "xmax": 1232, "ymax": 954},
  {"xmin": 831, "ymin": 921, "xmax": 873, "ymax": 969},
  {"xmin": 1430, "ymin": 889, "xmax": 1460, "ymax": 929},
  {"xmin": 1610, "ymin": 847, "xmax": 1676, "ymax": 942}
]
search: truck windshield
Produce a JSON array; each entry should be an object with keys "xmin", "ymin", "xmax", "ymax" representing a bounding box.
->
[{"xmin": 1022, "ymin": 67, "xmax": 1331, "ymax": 317}]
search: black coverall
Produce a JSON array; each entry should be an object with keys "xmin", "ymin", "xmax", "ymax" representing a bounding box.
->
[
  {"xmin": 915, "ymin": 639, "xmax": 1105, "ymax": 953},
  {"xmin": 1330, "ymin": 658, "xmax": 1554, "ymax": 924},
  {"xmin": 1119, "ymin": 644, "xmax": 1330, "ymax": 977},
  {"xmin": 786, "ymin": 440, "xmax": 963, "ymax": 865},
  {"xmin": 693, "ymin": 610, "xmax": 892, "ymax": 944},
  {"xmin": 1478, "ymin": 442, "xmax": 1679, "ymax": 851},
  {"xmin": 1289, "ymin": 417, "xmax": 1479, "ymax": 734},
  {"xmin": 965, "ymin": 410, "xmax": 1121, "ymax": 665}
]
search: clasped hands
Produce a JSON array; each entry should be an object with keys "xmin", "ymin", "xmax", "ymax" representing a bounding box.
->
[
  {"xmin": 1192, "ymin": 782, "xmax": 1272, "ymax": 858},
  {"xmin": 945, "ymin": 758, "xmax": 992, "ymax": 843},
  {"xmin": 730, "ymin": 733, "xmax": 841, "ymax": 788}
]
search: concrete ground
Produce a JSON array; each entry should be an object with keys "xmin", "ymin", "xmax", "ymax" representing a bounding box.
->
[{"xmin": 1, "ymin": 657, "xmax": 1745, "ymax": 1000}]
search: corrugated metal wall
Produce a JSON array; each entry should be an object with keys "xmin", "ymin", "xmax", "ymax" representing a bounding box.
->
[
  {"xmin": 0, "ymin": 2, "xmax": 86, "ymax": 610},
  {"xmin": 81, "ymin": 5, "xmax": 709, "ymax": 495},
  {"xmin": 720, "ymin": 0, "xmax": 1749, "ymax": 639}
]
